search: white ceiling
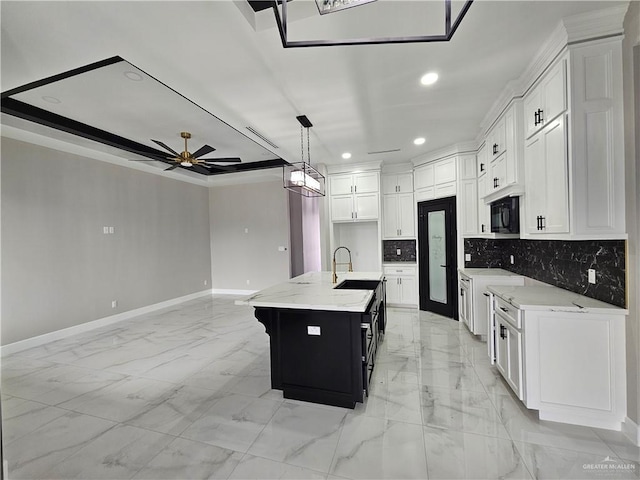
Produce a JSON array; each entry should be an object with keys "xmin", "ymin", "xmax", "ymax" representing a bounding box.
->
[{"xmin": 0, "ymin": 0, "xmax": 628, "ymax": 174}]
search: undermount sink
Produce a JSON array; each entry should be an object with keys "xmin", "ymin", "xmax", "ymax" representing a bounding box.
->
[{"xmin": 334, "ymin": 279, "xmax": 380, "ymax": 290}]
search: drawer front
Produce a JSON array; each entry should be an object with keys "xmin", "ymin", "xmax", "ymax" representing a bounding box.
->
[
  {"xmin": 495, "ymin": 296, "xmax": 521, "ymax": 328},
  {"xmin": 383, "ymin": 266, "xmax": 416, "ymax": 276}
]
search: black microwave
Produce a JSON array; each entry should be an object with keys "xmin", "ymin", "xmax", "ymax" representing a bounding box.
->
[{"xmin": 490, "ymin": 197, "xmax": 520, "ymax": 234}]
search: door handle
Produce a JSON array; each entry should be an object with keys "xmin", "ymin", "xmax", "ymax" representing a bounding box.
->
[{"xmin": 440, "ymin": 264, "xmax": 447, "ymax": 268}]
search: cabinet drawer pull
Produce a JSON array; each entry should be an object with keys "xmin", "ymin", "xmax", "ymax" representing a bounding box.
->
[{"xmin": 500, "ymin": 306, "xmax": 509, "ymax": 313}]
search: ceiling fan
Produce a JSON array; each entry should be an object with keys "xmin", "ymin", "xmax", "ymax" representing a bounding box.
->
[{"xmin": 134, "ymin": 132, "xmax": 242, "ymax": 172}]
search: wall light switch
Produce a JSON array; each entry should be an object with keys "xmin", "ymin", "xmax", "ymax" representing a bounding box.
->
[
  {"xmin": 278, "ymin": 246, "xmax": 287, "ymax": 252},
  {"xmin": 108, "ymin": 226, "xmax": 115, "ymax": 234},
  {"xmin": 307, "ymin": 326, "xmax": 321, "ymax": 336},
  {"xmin": 465, "ymin": 253, "xmax": 471, "ymax": 262},
  {"xmin": 396, "ymin": 249, "xmax": 401, "ymax": 256},
  {"xmin": 111, "ymin": 300, "xmax": 117, "ymax": 309},
  {"xmin": 588, "ymin": 269, "xmax": 596, "ymax": 284},
  {"xmin": 103, "ymin": 226, "xmax": 109, "ymax": 234}
]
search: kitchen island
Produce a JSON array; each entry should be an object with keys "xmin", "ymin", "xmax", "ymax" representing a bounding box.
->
[{"xmin": 236, "ymin": 271, "xmax": 386, "ymax": 408}]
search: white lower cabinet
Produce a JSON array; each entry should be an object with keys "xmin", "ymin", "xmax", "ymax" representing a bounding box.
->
[
  {"xmin": 489, "ymin": 289, "xmax": 627, "ymax": 430},
  {"xmin": 384, "ymin": 266, "xmax": 417, "ymax": 306},
  {"xmin": 458, "ymin": 270, "xmax": 524, "ymax": 337}
]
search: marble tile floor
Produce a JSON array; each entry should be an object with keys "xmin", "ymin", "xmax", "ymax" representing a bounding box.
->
[{"xmin": 1, "ymin": 296, "xmax": 638, "ymax": 479}]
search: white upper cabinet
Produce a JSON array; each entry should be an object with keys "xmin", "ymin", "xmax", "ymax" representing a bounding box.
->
[
  {"xmin": 522, "ymin": 38, "xmax": 625, "ymax": 239},
  {"xmin": 329, "ymin": 171, "xmax": 380, "ymax": 222},
  {"xmin": 524, "ymin": 59, "xmax": 567, "ymax": 140},
  {"xmin": 382, "ymin": 173, "xmax": 413, "ymax": 194},
  {"xmin": 524, "ymin": 115, "xmax": 569, "ymax": 234},
  {"xmin": 483, "ymin": 101, "xmax": 524, "ymax": 202},
  {"xmin": 382, "ymin": 192, "xmax": 415, "ymax": 238},
  {"xmin": 332, "ymin": 172, "xmax": 379, "ymax": 195},
  {"xmin": 414, "ymin": 156, "xmax": 457, "ymax": 203}
]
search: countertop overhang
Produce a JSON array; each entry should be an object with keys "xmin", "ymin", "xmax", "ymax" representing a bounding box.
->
[
  {"xmin": 488, "ymin": 285, "xmax": 628, "ymax": 314},
  {"xmin": 235, "ymin": 271, "xmax": 384, "ymax": 313},
  {"xmin": 459, "ymin": 268, "xmax": 524, "ymax": 278}
]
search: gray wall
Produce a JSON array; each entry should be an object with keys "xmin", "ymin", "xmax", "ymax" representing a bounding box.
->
[
  {"xmin": 1, "ymin": 138, "xmax": 212, "ymax": 345},
  {"xmin": 623, "ymin": 1, "xmax": 640, "ymax": 427},
  {"xmin": 209, "ymin": 180, "xmax": 290, "ymax": 291}
]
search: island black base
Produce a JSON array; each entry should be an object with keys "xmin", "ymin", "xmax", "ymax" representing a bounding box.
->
[{"xmin": 254, "ymin": 281, "xmax": 385, "ymax": 409}]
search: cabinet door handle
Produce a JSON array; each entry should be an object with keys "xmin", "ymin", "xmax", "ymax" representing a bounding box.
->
[
  {"xmin": 350, "ymin": 185, "xmax": 353, "ymax": 193},
  {"xmin": 399, "ymin": 278, "xmax": 402, "ymax": 285},
  {"xmin": 354, "ymin": 185, "xmax": 357, "ymax": 193},
  {"xmin": 480, "ymin": 163, "xmax": 485, "ymax": 172},
  {"xmin": 493, "ymin": 143, "xmax": 498, "ymax": 155},
  {"xmin": 399, "ymin": 229, "xmax": 402, "ymax": 236},
  {"xmin": 537, "ymin": 108, "xmax": 544, "ymax": 124},
  {"xmin": 500, "ymin": 306, "xmax": 509, "ymax": 313},
  {"xmin": 355, "ymin": 212, "xmax": 358, "ymax": 219},
  {"xmin": 499, "ymin": 324, "xmax": 506, "ymax": 339},
  {"xmin": 536, "ymin": 215, "xmax": 541, "ymax": 230},
  {"xmin": 534, "ymin": 110, "xmax": 540, "ymax": 126},
  {"xmin": 481, "ymin": 224, "xmax": 485, "ymax": 233},
  {"xmin": 483, "ymin": 292, "xmax": 490, "ymax": 297},
  {"xmin": 461, "ymin": 288, "xmax": 464, "ymax": 296},
  {"xmin": 541, "ymin": 216, "xmax": 545, "ymax": 229}
]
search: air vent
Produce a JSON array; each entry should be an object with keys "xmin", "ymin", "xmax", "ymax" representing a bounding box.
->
[
  {"xmin": 367, "ymin": 148, "xmax": 401, "ymax": 155},
  {"xmin": 246, "ymin": 126, "xmax": 279, "ymax": 149}
]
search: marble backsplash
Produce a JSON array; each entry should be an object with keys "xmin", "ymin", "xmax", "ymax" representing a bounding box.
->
[
  {"xmin": 383, "ymin": 240, "xmax": 417, "ymax": 262},
  {"xmin": 464, "ymin": 238, "xmax": 626, "ymax": 307}
]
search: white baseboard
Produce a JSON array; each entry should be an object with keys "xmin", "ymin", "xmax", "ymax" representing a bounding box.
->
[
  {"xmin": 212, "ymin": 288, "xmax": 257, "ymax": 296},
  {"xmin": 622, "ymin": 416, "xmax": 640, "ymax": 446},
  {"xmin": 1, "ymin": 289, "xmax": 213, "ymax": 356}
]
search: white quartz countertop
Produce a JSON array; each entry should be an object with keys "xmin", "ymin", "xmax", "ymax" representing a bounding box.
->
[
  {"xmin": 487, "ymin": 285, "xmax": 628, "ymax": 314},
  {"xmin": 235, "ymin": 271, "xmax": 384, "ymax": 313},
  {"xmin": 459, "ymin": 268, "xmax": 524, "ymax": 278}
]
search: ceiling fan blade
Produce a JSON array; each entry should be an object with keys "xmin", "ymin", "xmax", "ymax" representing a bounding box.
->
[
  {"xmin": 201, "ymin": 157, "xmax": 242, "ymax": 163},
  {"xmin": 151, "ymin": 139, "xmax": 182, "ymax": 157},
  {"xmin": 164, "ymin": 164, "xmax": 179, "ymax": 171},
  {"xmin": 191, "ymin": 164, "xmax": 211, "ymax": 176},
  {"xmin": 191, "ymin": 144, "xmax": 216, "ymax": 159}
]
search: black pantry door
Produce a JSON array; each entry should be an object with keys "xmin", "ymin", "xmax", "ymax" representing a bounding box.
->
[{"xmin": 418, "ymin": 196, "xmax": 458, "ymax": 318}]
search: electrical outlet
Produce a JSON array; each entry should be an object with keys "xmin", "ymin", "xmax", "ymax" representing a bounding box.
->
[
  {"xmin": 111, "ymin": 300, "xmax": 117, "ymax": 309},
  {"xmin": 510, "ymin": 255, "xmax": 515, "ymax": 265},
  {"xmin": 246, "ymin": 279, "xmax": 250, "ymax": 285},
  {"xmin": 464, "ymin": 253, "xmax": 471, "ymax": 262},
  {"xmin": 588, "ymin": 269, "xmax": 596, "ymax": 284},
  {"xmin": 396, "ymin": 249, "xmax": 402, "ymax": 256},
  {"xmin": 108, "ymin": 226, "xmax": 115, "ymax": 234},
  {"xmin": 103, "ymin": 226, "xmax": 109, "ymax": 234}
]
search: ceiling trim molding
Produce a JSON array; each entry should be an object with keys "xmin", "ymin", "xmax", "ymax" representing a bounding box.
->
[
  {"xmin": 1, "ymin": 125, "xmax": 210, "ymax": 187},
  {"xmin": 326, "ymin": 160, "xmax": 382, "ymax": 175},
  {"xmin": 478, "ymin": 4, "xmax": 627, "ymax": 141},
  {"xmin": 562, "ymin": 4, "xmax": 628, "ymax": 44},
  {"xmin": 411, "ymin": 141, "xmax": 478, "ymax": 167}
]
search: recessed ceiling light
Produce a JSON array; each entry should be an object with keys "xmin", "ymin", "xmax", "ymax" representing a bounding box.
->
[
  {"xmin": 342, "ymin": 152, "xmax": 352, "ymax": 159},
  {"xmin": 420, "ymin": 72, "xmax": 438, "ymax": 86},
  {"xmin": 41, "ymin": 96, "xmax": 61, "ymax": 104},
  {"xmin": 414, "ymin": 137, "xmax": 426, "ymax": 145},
  {"xmin": 124, "ymin": 71, "xmax": 143, "ymax": 81}
]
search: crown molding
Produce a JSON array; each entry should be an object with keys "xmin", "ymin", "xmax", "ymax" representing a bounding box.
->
[
  {"xmin": 411, "ymin": 141, "xmax": 478, "ymax": 167},
  {"xmin": 563, "ymin": 3, "xmax": 628, "ymax": 44},
  {"xmin": 478, "ymin": 5, "xmax": 628, "ymax": 141},
  {"xmin": 326, "ymin": 160, "xmax": 382, "ymax": 175}
]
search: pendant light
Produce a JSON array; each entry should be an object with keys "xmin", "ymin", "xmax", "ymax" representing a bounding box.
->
[{"xmin": 283, "ymin": 115, "xmax": 326, "ymax": 197}]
